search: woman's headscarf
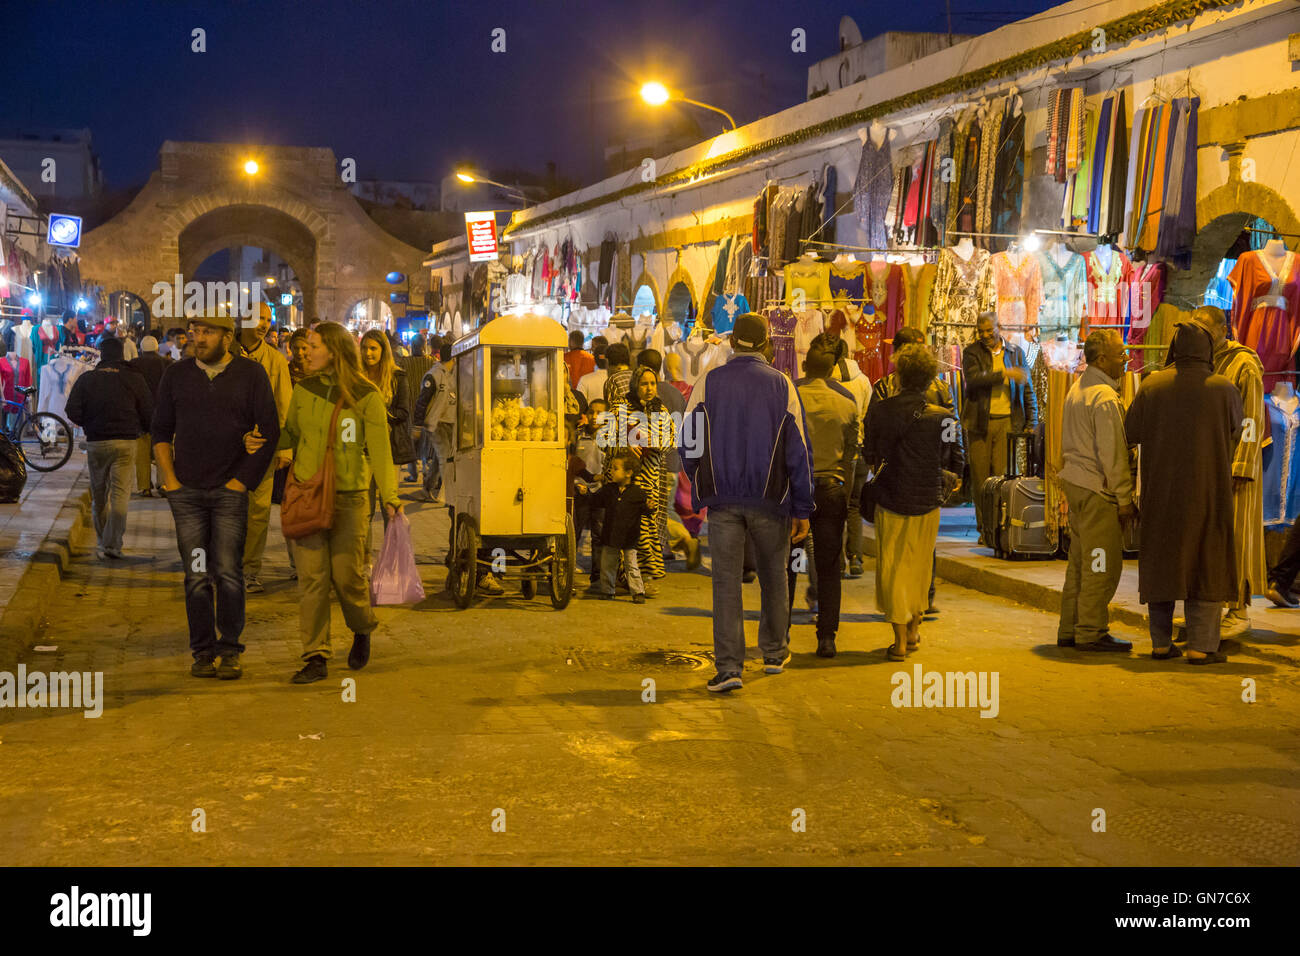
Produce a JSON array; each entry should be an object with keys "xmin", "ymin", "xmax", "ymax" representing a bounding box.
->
[{"xmin": 627, "ymin": 365, "xmax": 664, "ymax": 413}]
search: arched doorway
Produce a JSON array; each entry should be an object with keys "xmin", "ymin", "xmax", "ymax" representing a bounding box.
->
[{"xmin": 107, "ymin": 291, "xmax": 151, "ymax": 331}]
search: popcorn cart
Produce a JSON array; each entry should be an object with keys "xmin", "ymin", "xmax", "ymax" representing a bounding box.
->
[{"xmin": 444, "ymin": 313, "xmax": 575, "ymax": 609}]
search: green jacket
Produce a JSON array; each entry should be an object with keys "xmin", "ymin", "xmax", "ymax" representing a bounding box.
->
[{"xmin": 278, "ymin": 373, "xmax": 399, "ymax": 507}]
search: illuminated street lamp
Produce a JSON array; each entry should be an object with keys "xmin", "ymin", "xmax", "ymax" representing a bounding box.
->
[
  {"xmin": 243, "ymin": 159, "xmax": 260, "ymax": 175},
  {"xmin": 455, "ymin": 169, "xmax": 528, "ymax": 204},
  {"xmin": 640, "ymin": 81, "xmax": 736, "ymax": 131}
]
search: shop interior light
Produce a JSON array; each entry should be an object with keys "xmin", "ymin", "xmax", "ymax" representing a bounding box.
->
[
  {"xmin": 456, "ymin": 172, "xmax": 476, "ymax": 183},
  {"xmin": 26, "ymin": 292, "xmax": 41, "ymax": 307},
  {"xmin": 75, "ymin": 298, "xmax": 88, "ymax": 311},
  {"xmin": 1022, "ymin": 233, "xmax": 1043, "ymax": 252}
]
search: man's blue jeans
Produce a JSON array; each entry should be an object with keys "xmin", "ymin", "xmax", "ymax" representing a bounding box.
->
[
  {"xmin": 708, "ymin": 506, "xmax": 790, "ymax": 674},
  {"xmin": 167, "ymin": 485, "xmax": 249, "ymax": 660}
]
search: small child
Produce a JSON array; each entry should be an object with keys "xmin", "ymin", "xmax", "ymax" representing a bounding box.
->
[
  {"xmin": 573, "ymin": 399, "xmax": 607, "ymax": 583},
  {"xmin": 592, "ymin": 451, "xmax": 652, "ymax": 603}
]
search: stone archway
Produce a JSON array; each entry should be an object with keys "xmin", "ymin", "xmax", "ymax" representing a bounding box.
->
[
  {"xmin": 630, "ymin": 270, "xmax": 662, "ymax": 317},
  {"xmin": 177, "ymin": 204, "xmax": 319, "ymax": 315},
  {"xmin": 1168, "ymin": 179, "xmax": 1300, "ymax": 304},
  {"xmin": 78, "ymin": 141, "xmax": 429, "ymax": 326}
]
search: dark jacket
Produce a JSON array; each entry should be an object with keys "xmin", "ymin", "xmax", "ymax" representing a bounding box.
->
[
  {"xmin": 128, "ymin": 351, "xmax": 173, "ymax": 403},
  {"xmin": 593, "ymin": 481, "xmax": 652, "ymax": 549},
  {"xmin": 65, "ymin": 362, "xmax": 153, "ymax": 442},
  {"xmin": 151, "ymin": 355, "xmax": 280, "ymax": 490},
  {"xmin": 863, "ymin": 390, "xmax": 966, "ymax": 516},
  {"xmin": 384, "ymin": 369, "xmax": 415, "ymax": 465},
  {"xmin": 961, "ymin": 339, "xmax": 1037, "ymax": 436}
]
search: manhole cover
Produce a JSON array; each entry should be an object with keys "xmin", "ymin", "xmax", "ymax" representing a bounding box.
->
[{"xmin": 631, "ymin": 650, "xmax": 714, "ymax": 670}]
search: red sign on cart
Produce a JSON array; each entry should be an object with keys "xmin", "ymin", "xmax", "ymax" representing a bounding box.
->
[{"xmin": 465, "ymin": 211, "xmax": 499, "ymax": 263}]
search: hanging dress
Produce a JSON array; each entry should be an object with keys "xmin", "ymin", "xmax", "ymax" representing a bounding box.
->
[{"xmin": 1227, "ymin": 250, "xmax": 1300, "ymax": 391}]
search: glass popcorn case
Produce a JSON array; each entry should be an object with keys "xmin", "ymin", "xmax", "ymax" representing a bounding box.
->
[{"xmin": 445, "ymin": 313, "xmax": 575, "ymax": 609}]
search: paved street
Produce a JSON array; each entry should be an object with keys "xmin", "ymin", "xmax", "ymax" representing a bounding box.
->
[{"xmin": 2, "ymin": 483, "xmax": 1298, "ymax": 866}]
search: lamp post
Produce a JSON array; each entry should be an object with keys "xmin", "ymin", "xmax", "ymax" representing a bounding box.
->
[
  {"xmin": 455, "ymin": 171, "xmax": 530, "ymax": 206},
  {"xmin": 639, "ymin": 81, "xmax": 737, "ymax": 131}
]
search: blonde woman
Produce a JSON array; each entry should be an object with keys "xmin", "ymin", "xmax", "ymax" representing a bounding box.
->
[
  {"xmin": 275, "ymin": 322, "xmax": 402, "ymax": 683},
  {"xmin": 359, "ymin": 329, "xmax": 414, "ymax": 558}
]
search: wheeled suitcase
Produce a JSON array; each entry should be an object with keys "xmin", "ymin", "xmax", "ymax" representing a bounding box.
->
[{"xmin": 979, "ymin": 432, "xmax": 1054, "ymax": 559}]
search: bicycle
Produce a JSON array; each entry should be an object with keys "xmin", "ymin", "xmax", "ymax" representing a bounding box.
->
[{"xmin": 2, "ymin": 386, "xmax": 74, "ymax": 472}]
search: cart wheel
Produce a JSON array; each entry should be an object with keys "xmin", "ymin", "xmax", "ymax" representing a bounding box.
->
[
  {"xmin": 549, "ymin": 512, "xmax": 576, "ymax": 610},
  {"xmin": 450, "ymin": 514, "xmax": 479, "ymax": 609},
  {"xmin": 520, "ymin": 577, "xmax": 536, "ymax": 599}
]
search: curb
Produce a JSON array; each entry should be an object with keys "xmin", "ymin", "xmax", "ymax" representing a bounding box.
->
[
  {"xmin": 0, "ymin": 472, "xmax": 92, "ymax": 666},
  {"xmin": 861, "ymin": 530, "xmax": 1150, "ymax": 632}
]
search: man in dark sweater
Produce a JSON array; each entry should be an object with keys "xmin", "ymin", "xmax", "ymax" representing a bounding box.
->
[
  {"xmin": 65, "ymin": 337, "xmax": 153, "ymax": 560},
  {"xmin": 151, "ymin": 314, "xmax": 280, "ymax": 680}
]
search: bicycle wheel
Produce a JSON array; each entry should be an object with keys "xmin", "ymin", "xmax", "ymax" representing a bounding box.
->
[{"xmin": 17, "ymin": 412, "xmax": 74, "ymax": 472}]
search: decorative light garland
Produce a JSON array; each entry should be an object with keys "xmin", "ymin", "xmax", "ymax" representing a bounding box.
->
[{"xmin": 505, "ymin": 0, "xmax": 1237, "ymax": 238}]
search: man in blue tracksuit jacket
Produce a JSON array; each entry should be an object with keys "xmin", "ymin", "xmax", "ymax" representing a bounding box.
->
[{"xmin": 680, "ymin": 313, "xmax": 814, "ymax": 692}]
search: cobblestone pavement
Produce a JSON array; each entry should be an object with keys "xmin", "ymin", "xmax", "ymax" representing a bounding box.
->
[{"xmin": 2, "ymin": 484, "xmax": 1297, "ymax": 866}]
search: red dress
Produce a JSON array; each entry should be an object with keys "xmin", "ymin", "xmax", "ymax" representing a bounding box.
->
[
  {"xmin": 864, "ymin": 262, "xmax": 906, "ymax": 374},
  {"xmin": 1082, "ymin": 248, "xmax": 1132, "ymax": 339},
  {"xmin": 1228, "ymin": 250, "xmax": 1300, "ymax": 391},
  {"xmin": 1125, "ymin": 260, "xmax": 1165, "ymax": 373},
  {"xmin": 850, "ymin": 305, "xmax": 885, "ymax": 382}
]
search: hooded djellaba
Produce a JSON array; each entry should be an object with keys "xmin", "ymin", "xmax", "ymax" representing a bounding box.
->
[{"xmin": 1125, "ymin": 321, "xmax": 1244, "ymax": 605}]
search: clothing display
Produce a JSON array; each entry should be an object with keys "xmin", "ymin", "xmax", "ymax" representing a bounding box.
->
[
  {"xmin": 1126, "ymin": 98, "xmax": 1199, "ymax": 266},
  {"xmin": 1125, "ymin": 260, "xmax": 1166, "ymax": 372},
  {"xmin": 744, "ymin": 274, "xmax": 784, "ymax": 313},
  {"xmin": 847, "ymin": 304, "xmax": 885, "ymax": 382},
  {"xmin": 671, "ymin": 338, "xmax": 724, "ymax": 388},
  {"xmin": 990, "ymin": 104, "xmax": 1026, "ymax": 252},
  {"xmin": 1036, "ymin": 248, "xmax": 1087, "ymax": 341},
  {"xmin": 710, "ymin": 292, "xmax": 749, "ymax": 335},
  {"xmin": 990, "ymin": 250, "xmax": 1043, "ymax": 342},
  {"xmin": 37, "ymin": 352, "xmax": 93, "ymax": 420},
  {"xmin": 829, "ymin": 260, "xmax": 866, "ymax": 306},
  {"xmin": 2, "ymin": 353, "xmax": 32, "ymax": 403},
  {"xmin": 1204, "ymin": 258, "xmax": 1236, "ymax": 311},
  {"xmin": 783, "ymin": 258, "xmax": 831, "ymax": 309},
  {"xmin": 1263, "ymin": 393, "xmax": 1300, "ymax": 526},
  {"xmin": 1082, "ymin": 246, "xmax": 1132, "ymax": 339},
  {"xmin": 1227, "ymin": 249, "xmax": 1300, "ymax": 391},
  {"xmin": 905, "ymin": 261, "xmax": 938, "ymax": 336},
  {"xmin": 929, "ymin": 247, "xmax": 995, "ymax": 348},
  {"xmin": 766, "ymin": 307, "xmax": 799, "ymax": 379},
  {"xmin": 792, "ymin": 309, "xmax": 826, "ymax": 375},
  {"xmin": 853, "ymin": 128, "xmax": 894, "ymax": 249},
  {"xmin": 865, "ymin": 261, "xmax": 907, "ymax": 372}
]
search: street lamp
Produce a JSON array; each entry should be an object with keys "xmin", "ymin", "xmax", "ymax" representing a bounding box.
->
[
  {"xmin": 455, "ymin": 169, "xmax": 529, "ymax": 204},
  {"xmin": 243, "ymin": 159, "xmax": 260, "ymax": 175},
  {"xmin": 640, "ymin": 81, "xmax": 737, "ymax": 131}
]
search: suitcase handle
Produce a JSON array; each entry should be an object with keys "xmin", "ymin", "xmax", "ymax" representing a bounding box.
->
[{"xmin": 1006, "ymin": 430, "xmax": 1038, "ymax": 478}]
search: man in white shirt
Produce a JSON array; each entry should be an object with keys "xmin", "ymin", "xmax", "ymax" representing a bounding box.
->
[
  {"xmin": 576, "ymin": 359, "xmax": 609, "ymax": 407},
  {"xmin": 1056, "ymin": 329, "xmax": 1135, "ymax": 652}
]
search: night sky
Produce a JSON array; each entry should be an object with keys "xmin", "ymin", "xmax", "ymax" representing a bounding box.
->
[{"xmin": 14, "ymin": 0, "xmax": 1059, "ymax": 192}]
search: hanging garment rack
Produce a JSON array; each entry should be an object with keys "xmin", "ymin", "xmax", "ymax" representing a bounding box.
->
[
  {"xmin": 799, "ymin": 239, "xmax": 943, "ymax": 255},
  {"xmin": 1244, "ymin": 226, "xmax": 1300, "ymax": 240}
]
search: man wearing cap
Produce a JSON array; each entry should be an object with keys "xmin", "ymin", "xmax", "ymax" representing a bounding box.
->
[
  {"xmin": 151, "ymin": 314, "xmax": 280, "ymax": 680},
  {"xmin": 128, "ymin": 334, "xmax": 172, "ymax": 496},
  {"xmin": 237, "ymin": 304, "xmax": 293, "ymax": 593},
  {"xmin": 64, "ymin": 337, "xmax": 153, "ymax": 560},
  {"xmin": 680, "ymin": 312, "xmax": 814, "ymax": 692}
]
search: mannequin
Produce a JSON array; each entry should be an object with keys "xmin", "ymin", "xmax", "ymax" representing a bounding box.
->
[
  {"xmin": 1092, "ymin": 242, "xmax": 1113, "ymax": 273},
  {"xmin": 952, "ymin": 237, "xmax": 975, "ymax": 261},
  {"xmin": 1049, "ymin": 240, "xmax": 1073, "ymax": 268},
  {"xmin": 832, "ymin": 253, "xmax": 857, "ymax": 269},
  {"xmin": 1273, "ymin": 380, "xmax": 1298, "ymax": 410},
  {"xmin": 13, "ymin": 317, "xmax": 34, "ymax": 367},
  {"xmin": 1262, "ymin": 237, "xmax": 1288, "ymax": 268}
]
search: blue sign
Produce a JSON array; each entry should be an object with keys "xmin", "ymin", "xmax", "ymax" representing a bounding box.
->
[
  {"xmin": 389, "ymin": 292, "xmax": 408, "ymax": 304},
  {"xmin": 385, "ymin": 271, "xmax": 405, "ymax": 284},
  {"xmin": 47, "ymin": 214, "xmax": 83, "ymax": 248},
  {"xmin": 280, "ymin": 293, "xmax": 293, "ymax": 306}
]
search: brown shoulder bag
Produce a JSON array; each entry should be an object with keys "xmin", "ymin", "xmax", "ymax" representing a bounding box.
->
[{"xmin": 281, "ymin": 397, "xmax": 344, "ymax": 540}]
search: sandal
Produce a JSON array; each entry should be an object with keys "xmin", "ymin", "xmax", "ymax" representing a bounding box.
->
[
  {"xmin": 886, "ymin": 646, "xmax": 906, "ymax": 661},
  {"xmin": 1187, "ymin": 650, "xmax": 1228, "ymax": 665},
  {"xmin": 906, "ymin": 635, "xmax": 921, "ymax": 651},
  {"xmin": 1151, "ymin": 645, "xmax": 1183, "ymax": 660}
]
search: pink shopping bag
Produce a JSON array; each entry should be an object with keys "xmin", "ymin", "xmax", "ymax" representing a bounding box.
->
[{"xmin": 370, "ymin": 513, "xmax": 426, "ymax": 605}]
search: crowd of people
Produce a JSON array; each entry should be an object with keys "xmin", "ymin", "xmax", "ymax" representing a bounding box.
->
[{"xmin": 58, "ymin": 301, "xmax": 1299, "ymax": 692}]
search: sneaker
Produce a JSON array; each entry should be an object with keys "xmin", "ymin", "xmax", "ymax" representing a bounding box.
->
[
  {"xmin": 1079, "ymin": 633, "xmax": 1132, "ymax": 653},
  {"xmin": 190, "ymin": 657, "xmax": 217, "ymax": 678},
  {"xmin": 685, "ymin": 538, "xmax": 702, "ymax": 571},
  {"xmin": 245, "ymin": 576, "xmax": 265, "ymax": 594},
  {"xmin": 477, "ymin": 574, "xmax": 505, "ymax": 596},
  {"xmin": 292, "ymin": 655, "xmax": 328, "ymax": 684},
  {"xmin": 848, "ymin": 559, "xmax": 864, "ymax": 578},
  {"xmin": 348, "ymin": 633, "xmax": 371, "ymax": 670},
  {"xmin": 1220, "ymin": 611, "xmax": 1251, "ymax": 638},
  {"xmin": 216, "ymin": 653, "xmax": 242, "ymax": 680},
  {"xmin": 816, "ymin": 637, "xmax": 836, "ymax": 658},
  {"xmin": 763, "ymin": 649, "xmax": 793, "ymax": 674},
  {"xmin": 707, "ymin": 672, "xmax": 743, "ymax": 692},
  {"xmin": 632, "ymin": 593, "xmax": 646, "ymax": 604}
]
